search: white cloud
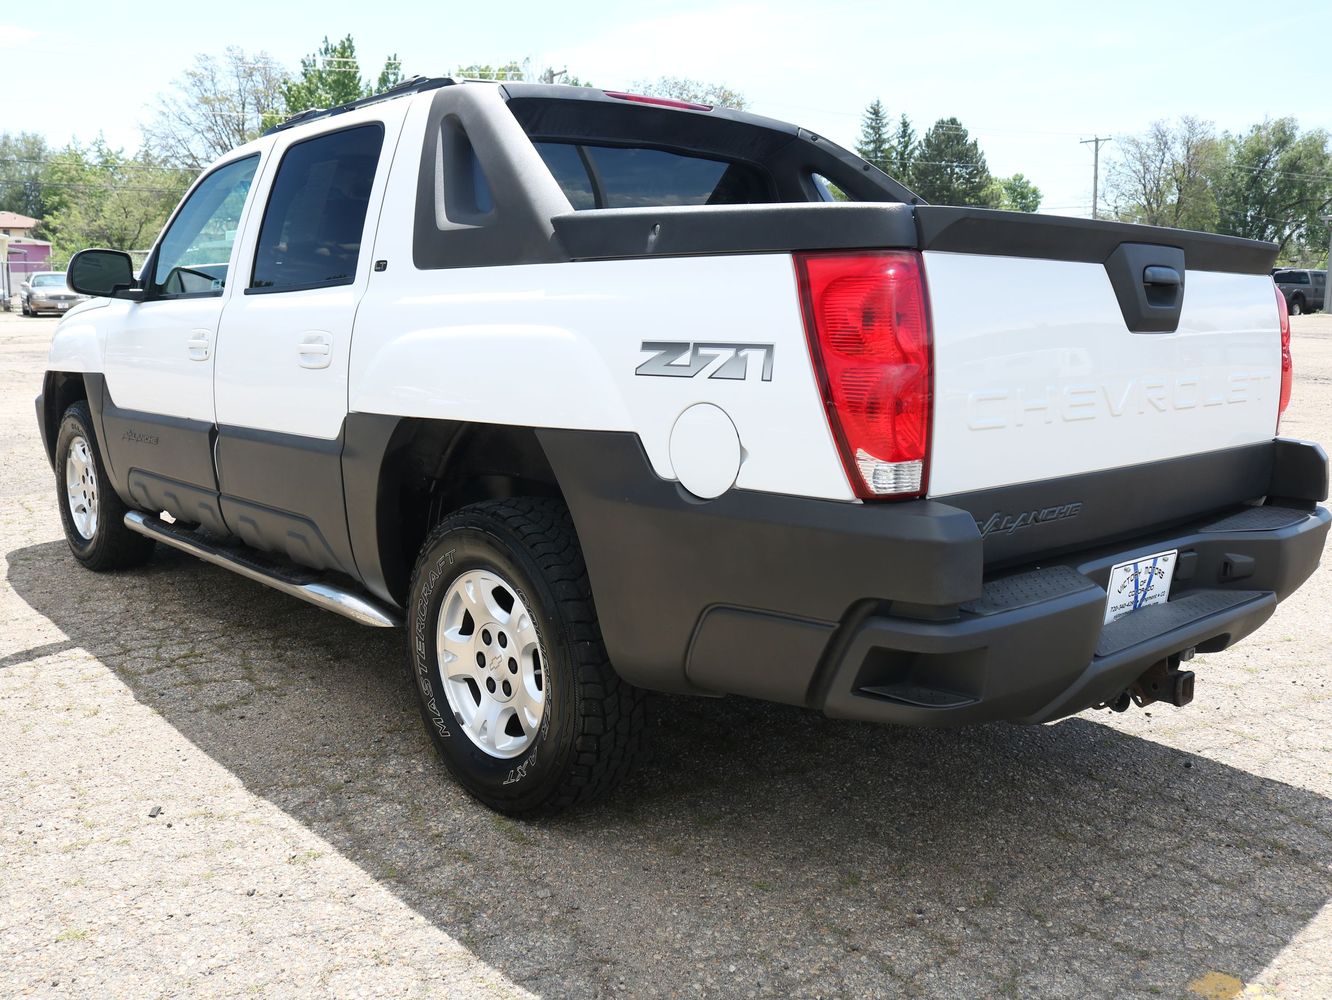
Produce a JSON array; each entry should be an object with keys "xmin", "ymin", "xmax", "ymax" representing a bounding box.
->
[{"xmin": 0, "ymin": 24, "xmax": 37, "ymax": 48}]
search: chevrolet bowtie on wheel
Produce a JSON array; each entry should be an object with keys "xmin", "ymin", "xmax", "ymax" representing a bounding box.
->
[{"xmin": 38, "ymin": 78, "xmax": 1328, "ymax": 814}]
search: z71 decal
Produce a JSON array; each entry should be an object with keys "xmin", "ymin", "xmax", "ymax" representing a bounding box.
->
[{"xmin": 636, "ymin": 341, "xmax": 775, "ymax": 381}]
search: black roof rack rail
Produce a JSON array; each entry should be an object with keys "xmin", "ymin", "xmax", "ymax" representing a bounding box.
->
[{"xmin": 264, "ymin": 76, "xmax": 456, "ymax": 135}]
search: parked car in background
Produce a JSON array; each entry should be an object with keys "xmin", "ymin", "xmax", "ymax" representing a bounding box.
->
[
  {"xmin": 20, "ymin": 272, "xmax": 86, "ymax": 316},
  {"xmin": 1273, "ymin": 268, "xmax": 1325, "ymax": 315}
]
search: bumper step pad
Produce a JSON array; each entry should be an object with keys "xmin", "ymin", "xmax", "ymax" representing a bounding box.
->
[{"xmin": 1096, "ymin": 591, "xmax": 1265, "ymax": 658}]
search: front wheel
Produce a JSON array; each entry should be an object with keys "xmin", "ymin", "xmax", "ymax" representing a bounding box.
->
[
  {"xmin": 1290, "ymin": 295, "xmax": 1304, "ymax": 316},
  {"xmin": 55, "ymin": 401, "xmax": 155, "ymax": 570},
  {"xmin": 407, "ymin": 498, "xmax": 646, "ymax": 814}
]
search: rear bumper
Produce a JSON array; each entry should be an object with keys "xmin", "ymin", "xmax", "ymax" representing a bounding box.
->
[
  {"xmin": 819, "ymin": 502, "xmax": 1327, "ymax": 725},
  {"xmin": 541, "ymin": 431, "xmax": 1329, "ymax": 726}
]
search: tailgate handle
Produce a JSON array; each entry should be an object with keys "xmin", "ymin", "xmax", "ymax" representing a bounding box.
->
[
  {"xmin": 1143, "ymin": 265, "xmax": 1181, "ymax": 286},
  {"xmin": 1105, "ymin": 243, "xmax": 1187, "ymax": 333}
]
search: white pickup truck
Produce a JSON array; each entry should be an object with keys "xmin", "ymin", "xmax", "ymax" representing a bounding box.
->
[{"xmin": 38, "ymin": 78, "xmax": 1329, "ymax": 814}]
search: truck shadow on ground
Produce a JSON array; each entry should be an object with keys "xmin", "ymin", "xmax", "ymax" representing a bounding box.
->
[{"xmin": 9, "ymin": 539, "xmax": 1332, "ymax": 999}]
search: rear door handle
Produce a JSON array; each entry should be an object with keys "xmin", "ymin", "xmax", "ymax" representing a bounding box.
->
[
  {"xmin": 187, "ymin": 329, "xmax": 211, "ymax": 361},
  {"xmin": 298, "ymin": 331, "xmax": 333, "ymax": 370}
]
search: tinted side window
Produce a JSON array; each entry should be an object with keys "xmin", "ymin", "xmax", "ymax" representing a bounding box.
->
[
  {"xmin": 534, "ymin": 142, "xmax": 772, "ymax": 209},
  {"xmin": 535, "ymin": 142, "xmax": 595, "ymax": 210},
  {"xmin": 1314, "ymin": 272, "xmax": 1326, "ymax": 287},
  {"xmin": 251, "ymin": 123, "xmax": 385, "ymax": 292},
  {"xmin": 151, "ymin": 155, "xmax": 258, "ymax": 297}
]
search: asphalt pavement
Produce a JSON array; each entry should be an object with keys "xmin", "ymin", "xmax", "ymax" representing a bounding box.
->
[{"xmin": 2, "ymin": 308, "xmax": 1330, "ymax": 998}]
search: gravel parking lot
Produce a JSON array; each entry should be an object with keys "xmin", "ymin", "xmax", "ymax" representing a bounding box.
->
[{"xmin": 2, "ymin": 307, "xmax": 1330, "ymax": 999}]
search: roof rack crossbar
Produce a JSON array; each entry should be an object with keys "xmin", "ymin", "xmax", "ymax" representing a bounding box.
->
[{"xmin": 264, "ymin": 76, "xmax": 456, "ymax": 135}]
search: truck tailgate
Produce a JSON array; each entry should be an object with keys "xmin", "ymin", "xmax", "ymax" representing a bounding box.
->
[{"xmin": 918, "ymin": 209, "xmax": 1282, "ymax": 499}]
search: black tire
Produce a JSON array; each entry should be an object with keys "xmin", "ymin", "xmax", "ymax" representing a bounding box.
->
[
  {"xmin": 407, "ymin": 497, "xmax": 646, "ymax": 815},
  {"xmin": 21, "ymin": 300, "xmax": 32, "ymax": 317},
  {"xmin": 54, "ymin": 401, "xmax": 155, "ymax": 571},
  {"xmin": 1290, "ymin": 295, "xmax": 1304, "ymax": 316}
]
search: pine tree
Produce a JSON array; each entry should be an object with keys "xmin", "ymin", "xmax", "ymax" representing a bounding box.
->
[
  {"xmin": 910, "ymin": 118, "xmax": 1001, "ymax": 207},
  {"xmin": 856, "ymin": 99, "xmax": 891, "ymax": 172},
  {"xmin": 888, "ymin": 114, "xmax": 917, "ymax": 186}
]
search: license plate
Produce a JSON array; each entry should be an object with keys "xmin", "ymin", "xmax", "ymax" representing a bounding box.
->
[
  {"xmin": 58, "ymin": 303, "xmax": 69, "ymax": 310},
  {"xmin": 1104, "ymin": 549, "xmax": 1178, "ymax": 624}
]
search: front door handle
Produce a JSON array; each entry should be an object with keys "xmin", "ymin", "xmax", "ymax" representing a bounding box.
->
[
  {"xmin": 187, "ymin": 329, "xmax": 211, "ymax": 361},
  {"xmin": 298, "ymin": 331, "xmax": 333, "ymax": 370}
]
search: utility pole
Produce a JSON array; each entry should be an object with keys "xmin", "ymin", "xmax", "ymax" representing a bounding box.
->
[{"xmin": 1081, "ymin": 136, "xmax": 1112, "ymax": 220}]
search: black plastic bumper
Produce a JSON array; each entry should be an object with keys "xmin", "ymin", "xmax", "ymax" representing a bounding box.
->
[
  {"xmin": 819, "ymin": 502, "xmax": 1327, "ymax": 725},
  {"xmin": 541, "ymin": 431, "xmax": 1329, "ymax": 726}
]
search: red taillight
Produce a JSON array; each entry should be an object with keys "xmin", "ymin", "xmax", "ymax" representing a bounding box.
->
[
  {"xmin": 1275, "ymin": 282, "xmax": 1292, "ymax": 423},
  {"xmin": 602, "ymin": 90, "xmax": 712, "ymax": 112},
  {"xmin": 795, "ymin": 251, "xmax": 933, "ymax": 499}
]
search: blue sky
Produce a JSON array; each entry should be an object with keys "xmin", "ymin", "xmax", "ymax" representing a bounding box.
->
[{"xmin": 3, "ymin": 0, "xmax": 1327, "ymax": 216}]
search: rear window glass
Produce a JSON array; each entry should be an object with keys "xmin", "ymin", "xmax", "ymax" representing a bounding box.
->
[
  {"xmin": 812, "ymin": 173, "xmax": 852, "ymax": 202},
  {"xmin": 535, "ymin": 143, "xmax": 595, "ymax": 210},
  {"xmin": 534, "ymin": 141, "xmax": 768, "ymax": 209}
]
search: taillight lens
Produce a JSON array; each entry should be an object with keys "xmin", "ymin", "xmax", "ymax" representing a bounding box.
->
[
  {"xmin": 795, "ymin": 251, "xmax": 933, "ymax": 499},
  {"xmin": 1275, "ymin": 282, "xmax": 1292, "ymax": 422}
]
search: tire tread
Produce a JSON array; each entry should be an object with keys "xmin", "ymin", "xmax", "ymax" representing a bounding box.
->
[
  {"xmin": 408, "ymin": 496, "xmax": 647, "ymax": 813},
  {"xmin": 57, "ymin": 401, "xmax": 155, "ymax": 571}
]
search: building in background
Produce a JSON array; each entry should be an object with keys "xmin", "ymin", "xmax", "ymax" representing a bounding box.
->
[
  {"xmin": 1, "ymin": 224, "xmax": 53, "ymax": 310},
  {"xmin": 0, "ymin": 211, "xmax": 39, "ymax": 238}
]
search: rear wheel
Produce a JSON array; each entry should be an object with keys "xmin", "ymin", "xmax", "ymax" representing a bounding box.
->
[
  {"xmin": 55, "ymin": 401, "xmax": 155, "ymax": 570},
  {"xmin": 407, "ymin": 497, "xmax": 646, "ymax": 814},
  {"xmin": 1290, "ymin": 295, "xmax": 1304, "ymax": 316}
]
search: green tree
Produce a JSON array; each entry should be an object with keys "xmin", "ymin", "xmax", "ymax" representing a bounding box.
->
[
  {"xmin": 455, "ymin": 62, "xmax": 526, "ymax": 81},
  {"xmin": 143, "ymin": 47, "xmax": 288, "ymax": 169},
  {"xmin": 629, "ymin": 76, "xmax": 747, "ymax": 110},
  {"xmin": 455, "ymin": 62, "xmax": 590, "ymax": 85},
  {"xmin": 998, "ymin": 173, "xmax": 1042, "ymax": 212},
  {"xmin": 1212, "ymin": 118, "xmax": 1332, "ymax": 258},
  {"xmin": 888, "ymin": 114, "xmax": 917, "ymax": 186},
  {"xmin": 0, "ymin": 132, "xmax": 49, "ymax": 218},
  {"xmin": 38, "ymin": 140, "xmax": 191, "ymax": 266},
  {"xmin": 856, "ymin": 99, "xmax": 891, "ymax": 172},
  {"xmin": 910, "ymin": 117, "xmax": 1000, "ymax": 207},
  {"xmin": 375, "ymin": 55, "xmax": 403, "ymax": 93},
  {"xmin": 1107, "ymin": 117, "xmax": 1221, "ymax": 231},
  {"xmin": 281, "ymin": 35, "xmax": 401, "ymax": 115}
]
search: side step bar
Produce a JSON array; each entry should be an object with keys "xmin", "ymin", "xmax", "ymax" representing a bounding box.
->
[{"xmin": 123, "ymin": 511, "xmax": 402, "ymax": 628}]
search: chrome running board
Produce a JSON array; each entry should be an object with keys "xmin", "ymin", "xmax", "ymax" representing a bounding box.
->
[{"xmin": 123, "ymin": 511, "xmax": 402, "ymax": 628}]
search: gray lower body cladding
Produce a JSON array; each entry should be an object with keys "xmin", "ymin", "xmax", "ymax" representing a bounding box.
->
[{"xmin": 540, "ymin": 430, "xmax": 1329, "ymax": 725}]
